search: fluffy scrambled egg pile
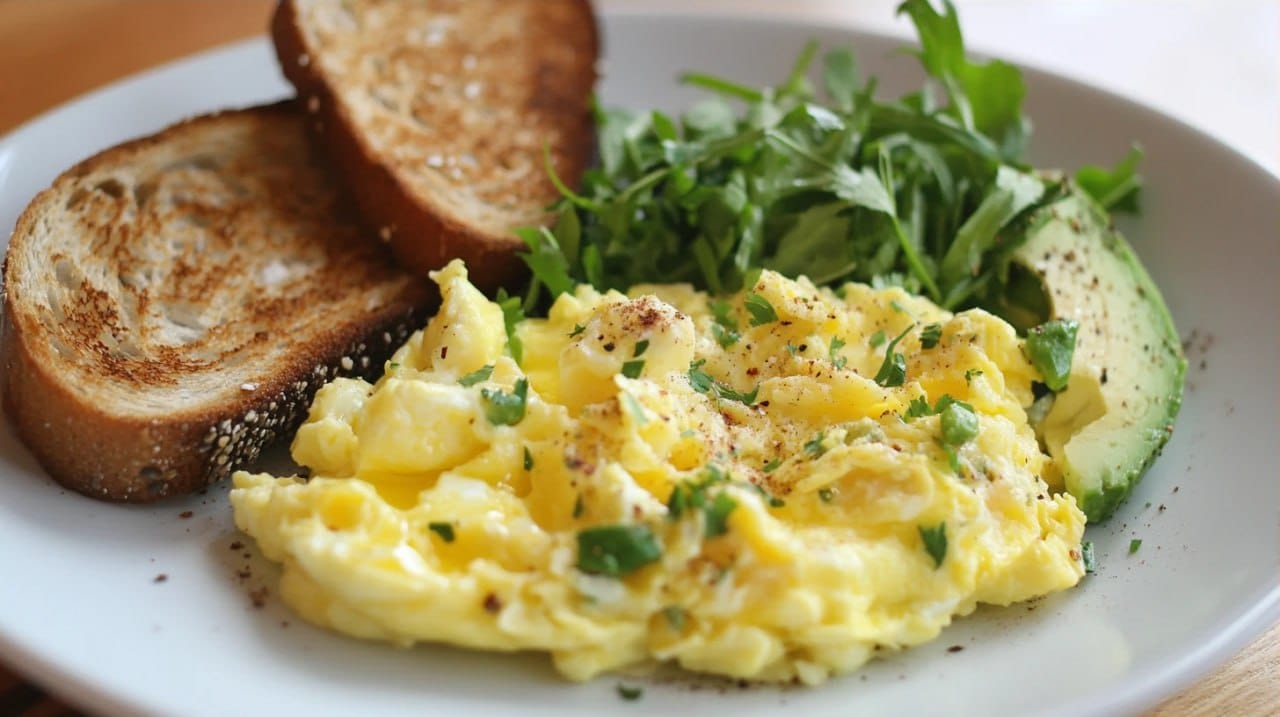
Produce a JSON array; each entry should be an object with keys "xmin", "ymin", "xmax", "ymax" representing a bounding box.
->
[{"xmin": 231, "ymin": 260, "xmax": 1085, "ymax": 685}]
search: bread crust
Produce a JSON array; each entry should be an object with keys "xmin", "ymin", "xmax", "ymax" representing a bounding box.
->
[
  {"xmin": 1, "ymin": 103, "xmax": 435, "ymax": 502},
  {"xmin": 272, "ymin": 0, "xmax": 599, "ymax": 294}
]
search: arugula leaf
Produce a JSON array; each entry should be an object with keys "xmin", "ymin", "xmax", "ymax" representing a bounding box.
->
[{"xmin": 1077, "ymin": 144, "xmax": 1143, "ymax": 213}]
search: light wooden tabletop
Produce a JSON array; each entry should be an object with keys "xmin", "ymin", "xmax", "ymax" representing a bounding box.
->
[{"xmin": 0, "ymin": 1, "xmax": 1274, "ymax": 715}]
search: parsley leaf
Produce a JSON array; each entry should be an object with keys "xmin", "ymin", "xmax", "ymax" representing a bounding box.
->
[
  {"xmin": 621, "ymin": 359, "xmax": 646, "ymax": 379},
  {"xmin": 495, "ymin": 289, "xmax": 525, "ymax": 365},
  {"xmin": 428, "ymin": 522, "xmax": 455, "ymax": 543},
  {"xmin": 1082, "ymin": 541, "xmax": 1097, "ymax": 573},
  {"xmin": 1128, "ymin": 538, "xmax": 1143, "ymax": 555},
  {"xmin": 687, "ymin": 360, "xmax": 759, "ymax": 405},
  {"xmin": 868, "ymin": 330, "xmax": 887, "ymax": 348},
  {"xmin": 744, "ymin": 292, "xmax": 779, "ymax": 326},
  {"xmin": 458, "ymin": 364, "xmax": 494, "ymax": 387},
  {"xmin": 481, "ymin": 378, "xmax": 529, "ymax": 426},
  {"xmin": 874, "ymin": 325, "xmax": 914, "ymax": 387},
  {"xmin": 577, "ymin": 525, "xmax": 662, "ymax": 577},
  {"xmin": 828, "ymin": 336, "xmax": 847, "ymax": 369},
  {"xmin": 920, "ymin": 322, "xmax": 943, "ymax": 348},
  {"xmin": 918, "ymin": 522, "xmax": 948, "ymax": 568}
]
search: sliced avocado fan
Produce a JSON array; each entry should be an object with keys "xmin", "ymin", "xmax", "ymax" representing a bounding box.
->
[{"xmin": 1007, "ymin": 190, "xmax": 1186, "ymax": 522}]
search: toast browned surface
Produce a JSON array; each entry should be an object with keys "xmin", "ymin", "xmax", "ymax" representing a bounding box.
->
[
  {"xmin": 1, "ymin": 102, "xmax": 435, "ymax": 502},
  {"xmin": 272, "ymin": 0, "xmax": 599, "ymax": 293}
]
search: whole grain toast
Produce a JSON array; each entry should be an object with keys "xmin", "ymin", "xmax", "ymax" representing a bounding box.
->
[
  {"xmin": 1, "ymin": 102, "xmax": 435, "ymax": 502},
  {"xmin": 273, "ymin": 0, "xmax": 599, "ymax": 292}
]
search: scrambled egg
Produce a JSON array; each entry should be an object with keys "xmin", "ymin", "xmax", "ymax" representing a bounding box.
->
[{"xmin": 231, "ymin": 260, "xmax": 1085, "ymax": 685}]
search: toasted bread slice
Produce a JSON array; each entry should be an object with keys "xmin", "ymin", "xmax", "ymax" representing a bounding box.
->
[
  {"xmin": 273, "ymin": 0, "xmax": 599, "ymax": 292},
  {"xmin": 1, "ymin": 102, "xmax": 435, "ymax": 502}
]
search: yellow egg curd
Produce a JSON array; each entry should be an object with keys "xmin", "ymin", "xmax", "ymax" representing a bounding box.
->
[{"xmin": 231, "ymin": 259, "xmax": 1085, "ymax": 685}]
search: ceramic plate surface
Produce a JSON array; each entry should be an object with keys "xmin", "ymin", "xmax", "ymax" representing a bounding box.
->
[{"xmin": 0, "ymin": 11, "xmax": 1276, "ymax": 717}]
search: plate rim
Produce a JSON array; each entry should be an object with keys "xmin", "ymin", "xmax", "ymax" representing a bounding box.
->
[{"xmin": 0, "ymin": 10, "xmax": 1276, "ymax": 717}]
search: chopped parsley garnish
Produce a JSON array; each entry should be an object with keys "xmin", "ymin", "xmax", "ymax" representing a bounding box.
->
[
  {"xmin": 621, "ymin": 391, "xmax": 648, "ymax": 424},
  {"xmin": 762, "ymin": 457, "xmax": 782, "ymax": 473},
  {"xmin": 818, "ymin": 487, "xmax": 835, "ymax": 503},
  {"xmin": 904, "ymin": 395, "xmax": 934, "ymax": 420},
  {"xmin": 495, "ymin": 288, "xmax": 525, "ymax": 365},
  {"xmin": 804, "ymin": 431, "xmax": 827, "ymax": 457},
  {"xmin": 920, "ymin": 322, "xmax": 943, "ymax": 349},
  {"xmin": 633, "ymin": 339, "xmax": 650, "ymax": 357},
  {"xmin": 1025, "ymin": 319, "xmax": 1078, "ymax": 392},
  {"xmin": 621, "ymin": 359, "xmax": 646, "ymax": 379},
  {"xmin": 428, "ymin": 522, "xmax": 455, "ymax": 543},
  {"xmin": 616, "ymin": 684, "xmax": 644, "ymax": 701},
  {"xmin": 1128, "ymin": 538, "xmax": 1143, "ymax": 555},
  {"xmin": 458, "ymin": 364, "xmax": 494, "ymax": 387},
  {"xmin": 873, "ymin": 325, "xmax": 914, "ymax": 387},
  {"xmin": 481, "ymin": 378, "xmax": 528, "ymax": 426},
  {"xmin": 572, "ymin": 494, "xmax": 585, "ymax": 519},
  {"xmin": 964, "ymin": 368, "xmax": 983, "ymax": 384},
  {"xmin": 569, "ymin": 323, "xmax": 586, "ymax": 338},
  {"xmin": 703, "ymin": 493, "xmax": 738, "ymax": 538},
  {"xmin": 710, "ymin": 301, "xmax": 741, "ymax": 347},
  {"xmin": 744, "ymin": 292, "xmax": 779, "ymax": 326},
  {"xmin": 667, "ymin": 467, "xmax": 737, "ymax": 538},
  {"xmin": 919, "ymin": 522, "xmax": 947, "ymax": 568},
  {"xmin": 868, "ymin": 330, "xmax": 887, "ymax": 348},
  {"xmin": 1082, "ymin": 541, "xmax": 1097, "ymax": 573},
  {"xmin": 687, "ymin": 360, "xmax": 759, "ymax": 405},
  {"xmin": 785, "ymin": 343, "xmax": 800, "ymax": 356},
  {"xmin": 828, "ymin": 336, "xmax": 847, "ymax": 369},
  {"xmin": 939, "ymin": 399, "xmax": 979, "ymax": 445},
  {"xmin": 388, "ymin": 362, "xmax": 401, "ymax": 370},
  {"xmin": 577, "ymin": 525, "xmax": 662, "ymax": 577},
  {"xmin": 523, "ymin": 446, "xmax": 534, "ymax": 471}
]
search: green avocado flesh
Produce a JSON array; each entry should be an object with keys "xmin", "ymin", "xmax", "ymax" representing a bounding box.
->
[{"xmin": 1009, "ymin": 191, "xmax": 1186, "ymax": 522}]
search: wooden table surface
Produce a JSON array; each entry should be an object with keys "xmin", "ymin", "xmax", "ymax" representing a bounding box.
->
[{"xmin": 0, "ymin": 1, "xmax": 1274, "ymax": 715}]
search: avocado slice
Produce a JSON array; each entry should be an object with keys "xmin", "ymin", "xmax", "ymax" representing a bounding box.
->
[{"xmin": 1008, "ymin": 190, "xmax": 1186, "ymax": 522}]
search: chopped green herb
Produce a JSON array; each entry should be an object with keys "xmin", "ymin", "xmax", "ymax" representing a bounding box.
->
[
  {"xmin": 616, "ymin": 684, "xmax": 644, "ymax": 701},
  {"xmin": 711, "ymin": 323, "xmax": 740, "ymax": 348},
  {"xmin": 868, "ymin": 330, "xmax": 887, "ymax": 348},
  {"xmin": 785, "ymin": 343, "xmax": 800, "ymax": 356},
  {"xmin": 633, "ymin": 339, "xmax": 650, "ymax": 357},
  {"xmin": 818, "ymin": 487, "xmax": 835, "ymax": 503},
  {"xmin": 458, "ymin": 364, "xmax": 495, "ymax": 387},
  {"xmin": 1128, "ymin": 538, "xmax": 1143, "ymax": 555},
  {"xmin": 687, "ymin": 360, "xmax": 759, "ymax": 405},
  {"xmin": 621, "ymin": 391, "xmax": 648, "ymax": 425},
  {"xmin": 577, "ymin": 525, "xmax": 662, "ymax": 577},
  {"xmin": 662, "ymin": 605, "xmax": 686, "ymax": 631},
  {"xmin": 573, "ymin": 494, "xmax": 585, "ymax": 519},
  {"xmin": 569, "ymin": 323, "xmax": 587, "ymax": 338},
  {"xmin": 621, "ymin": 359, "xmax": 646, "ymax": 379},
  {"xmin": 919, "ymin": 522, "xmax": 947, "ymax": 568},
  {"xmin": 889, "ymin": 300, "xmax": 908, "ymax": 314},
  {"xmin": 481, "ymin": 378, "xmax": 529, "ymax": 426},
  {"xmin": 939, "ymin": 399, "xmax": 979, "ymax": 445},
  {"xmin": 703, "ymin": 493, "xmax": 738, "ymax": 538},
  {"xmin": 523, "ymin": 446, "xmax": 534, "ymax": 471},
  {"xmin": 920, "ymin": 323, "xmax": 943, "ymax": 349},
  {"xmin": 428, "ymin": 522, "xmax": 455, "ymax": 543},
  {"xmin": 1025, "ymin": 319, "xmax": 1078, "ymax": 392},
  {"xmin": 804, "ymin": 431, "xmax": 827, "ymax": 457},
  {"xmin": 679, "ymin": 428, "xmax": 697, "ymax": 438},
  {"xmin": 495, "ymin": 288, "xmax": 525, "ymax": 365},
  {"xmin": 744, "ymin": 292, "xmax": 779, "ymax": 326},
  {"xmin": 762, "ymin": 457, "xmax": 782, "ymax": 473},
  {"xmin": 964, "ymin": 368, "xmax": 983, "ymax": 384},
  {"xmin": 828, "ymin": 336, "xmax": 847, "ymax": 369},
  {"xmin": 874, "ymin": 325, "xmax": 914, "ymax": 387},
  {"xmin": 388, "ymin": 362, "xmax": 401, "ymax": 370},
  {"xmin": 1082, "ymin": 541, "xmax": 1097, "ymax": 573}
]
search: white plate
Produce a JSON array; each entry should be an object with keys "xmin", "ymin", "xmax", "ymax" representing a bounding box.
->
[{"xmin": 1, "ymin": 11, "xmax": 1276, "ymax": 717}]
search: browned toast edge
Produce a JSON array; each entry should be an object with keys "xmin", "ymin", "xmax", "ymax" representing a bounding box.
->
[
  {"xmin": 0, "ymin": 103, "xmax": 437, "ymax": 502},
  {"xmin": 270, "ymin": 0, "xmax": 600, "ymax": 294}
]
